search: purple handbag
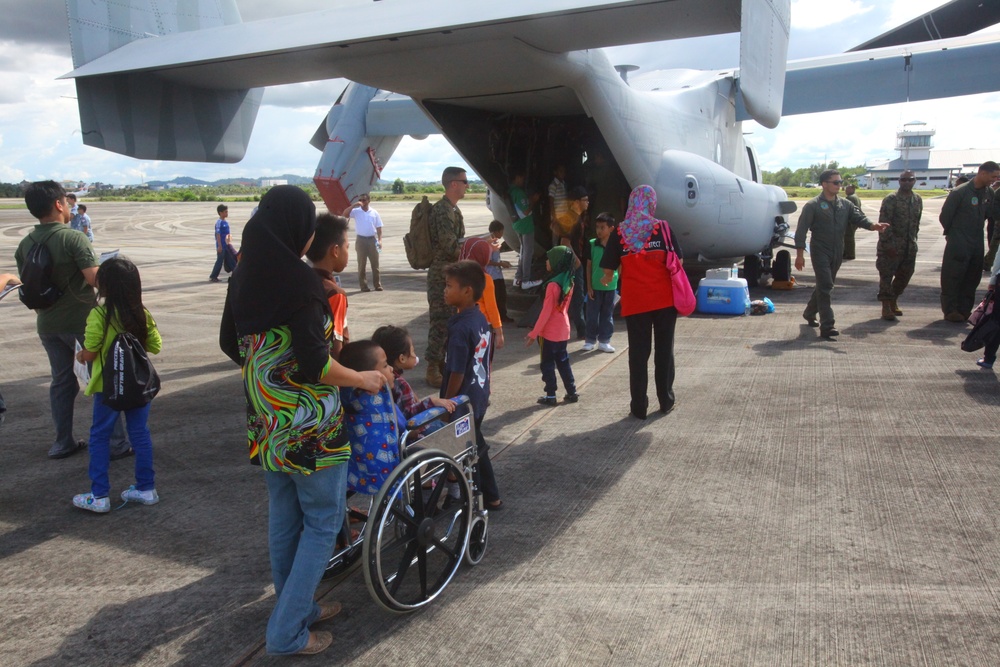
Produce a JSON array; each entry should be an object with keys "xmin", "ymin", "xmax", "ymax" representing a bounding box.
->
[{"xmin": 969, "ymin": 289, "xmax": 995, "ymax": 326}]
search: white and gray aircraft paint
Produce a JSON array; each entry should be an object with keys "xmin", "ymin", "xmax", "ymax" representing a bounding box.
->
[{"xmin": 62, "ymin": 0, "xmax": 1000, "ymax": 266}]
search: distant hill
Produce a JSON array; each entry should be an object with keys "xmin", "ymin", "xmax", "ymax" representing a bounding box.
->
[{"xmin": 145, "ymin": 174, "xmax": 314, "ymax": 188}]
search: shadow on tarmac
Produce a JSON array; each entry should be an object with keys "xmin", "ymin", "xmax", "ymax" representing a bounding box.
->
[{"xmin": 256, "ymin": 418, "xmax": 654, "ymax": 666}]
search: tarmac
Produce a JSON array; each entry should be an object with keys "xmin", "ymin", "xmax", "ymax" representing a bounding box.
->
[{"xmin": 1, "ymin": 196, "xmax": 999, "ymax": 666}]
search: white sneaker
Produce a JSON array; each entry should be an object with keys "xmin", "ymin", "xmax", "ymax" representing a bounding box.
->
[
  {"xmin": 73, "ymin": 493, "xmax": 110, "ymax": 513},
  {"xmin": 581, "ymin": 342, "xmax": 595, "ymax": 351},
  {"xmin": 121, "ymin": 485, "xmax": 160, "ymax": 505},
  {"xmin": 521, "ymin": 279, "xmax": 542, "ymax": 289},
  {"xmin": 598, "ymin": 343, "xmax": 616, "ymax": 353}
]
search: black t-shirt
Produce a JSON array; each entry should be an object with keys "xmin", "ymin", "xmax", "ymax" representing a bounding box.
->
[{"xmin": 442, "ymin": 306, "xmax": 492, "ymax": 419}]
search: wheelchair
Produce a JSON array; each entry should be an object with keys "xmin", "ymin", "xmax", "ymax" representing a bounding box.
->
[{"xmin": 324, "ymin": 394, "xmax": 490, "ymax": 613}]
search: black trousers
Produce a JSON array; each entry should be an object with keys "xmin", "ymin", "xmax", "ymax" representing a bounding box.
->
[
  {"xmin": 492, "ymin": 276, "xmax": 508, "ymax": 320},
  {"xmin": 473, "ymin": 416, "xmax": 500, "ymax": 503},
  {"xmin": 625, "ymin": 307, "xmax": 677, "ymax": 411}
]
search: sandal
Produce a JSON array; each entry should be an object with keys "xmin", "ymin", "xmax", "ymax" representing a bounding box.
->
[
  {"xmin": 485, "ymin": 499, "xmax": 504, "ymax": 511},
  {"xmin": 315, "ymin": 601, "xmax": 342, "ymax": 623},
  {"xmin": 296, "ymin": 631, "xmax": 332, "ymax": 655}
]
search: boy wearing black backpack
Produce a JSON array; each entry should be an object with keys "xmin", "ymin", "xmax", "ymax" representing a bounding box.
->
[{"xmin": 14, "ymin": 181, "xmax": 132, "ymax": 460}]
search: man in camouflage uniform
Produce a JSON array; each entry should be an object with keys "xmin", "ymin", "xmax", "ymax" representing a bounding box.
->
[
  {"xmin": 425, "ymin": 166, "xmax": 468, "ymax": 387},
  {"xmin": 842, "ymin": 183, "xmax": 863, "ymax": 260},
  {"xmin": 876, "ymin": 170, "xmax": 922, "ymax": 321},
  {"xmin": 794, "ymin": 169, "xmax": 888, "ymax": 339},
  {"xmin": 939, "ymin": 161, "xmax": 1000, "ymax": 322}
]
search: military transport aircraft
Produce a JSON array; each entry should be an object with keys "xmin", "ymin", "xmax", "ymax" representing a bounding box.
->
[{"xmin": 62, "ymin": 0, "xmax": 1000, "ymax": 271}]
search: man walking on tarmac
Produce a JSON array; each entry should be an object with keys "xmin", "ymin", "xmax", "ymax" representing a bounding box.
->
[
  {"xmin": 939, "ymin": 161, "xmax": 1000, "ymax": 322},
  {"xmin": 794, "ymin": 169, "xmax": 887, "ymax": 339},
  {"xmin": 425, "ymin": 167, "xmax": 468, "ymax": 387},
  {"xmin": 876, "ymin": 170, "xmax": 922, "ymax": 321}
]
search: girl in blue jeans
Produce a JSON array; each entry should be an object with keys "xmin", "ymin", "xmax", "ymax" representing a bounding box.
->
[{"xmin": 73, "ymin": 257, "xmax": 162, "ymax": 513}]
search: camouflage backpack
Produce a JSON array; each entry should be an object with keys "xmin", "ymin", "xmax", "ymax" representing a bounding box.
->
[{"xmin": 403, "ymin": 196, "xmax": 434, "ymax": 269}]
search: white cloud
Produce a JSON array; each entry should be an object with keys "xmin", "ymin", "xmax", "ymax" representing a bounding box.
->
[
  {"xmin": 750, "ymin": 92, "xmax": 1000, "ymax": 172},
  {"xmin": 790, "ymin": 0, "xmax": 874, "ymax": 30}
]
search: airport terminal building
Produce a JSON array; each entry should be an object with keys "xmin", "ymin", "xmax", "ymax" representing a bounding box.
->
[{"xmin": 863, "ymin": 121, "xmax": 999, "ymax": 190}]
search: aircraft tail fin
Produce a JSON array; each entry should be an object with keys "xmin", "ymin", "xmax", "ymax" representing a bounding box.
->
[
  {"xmin": 66, "ymin": 0, "xmax": 261, "ymax": 162},
  {"xmin": 313, "ymin": 84, "xmax": 413, "ymax": 214}
]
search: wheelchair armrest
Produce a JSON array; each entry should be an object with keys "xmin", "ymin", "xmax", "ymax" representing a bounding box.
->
[{"xmin": 406, "ymin": 394, "xmax": 470, "ymax": 429}]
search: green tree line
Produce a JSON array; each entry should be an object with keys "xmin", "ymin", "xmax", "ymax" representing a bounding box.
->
[{"xmin": 762, "ymin": 162, "xmax": 867, "ymax": 187}]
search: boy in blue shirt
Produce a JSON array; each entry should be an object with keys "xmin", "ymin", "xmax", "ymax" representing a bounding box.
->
[
  {"xmin": 583, "ymin": 213, "xmax": 619, "ymax": 352},
  {"xmin": 441, "ymin": 260, "xmax": 502, "ymax": 510},
  {"xmin": 209, "ymin": 204, "xmax": 230, "ymax": 282}
]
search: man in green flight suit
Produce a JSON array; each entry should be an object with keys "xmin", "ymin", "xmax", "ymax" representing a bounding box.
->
[
  {"xmin": 794, "ymin": 169, "xmax": 888, "ymax": 339},
  {"xmin": 876, "ymin": 170, "xmax": 922, "ymax": 321},
  {"xmin": 939, "ymin": 161, "xmax": 1000, "ymax": 322},
  {"xmin": 425, "ymin": 166, "xmax": 468, "ymax": 387}
]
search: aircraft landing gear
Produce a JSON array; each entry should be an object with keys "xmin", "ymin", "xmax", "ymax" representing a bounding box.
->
[{"xmin": 742, "ymin": 254, "xmax": 763, "ymax": 288}]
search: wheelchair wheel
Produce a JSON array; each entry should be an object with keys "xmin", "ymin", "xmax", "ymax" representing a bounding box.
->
[
  {"xmin": 363, "ymin": 449, "xmax": 472, "ymax": 613},
  {"xmin": 464, "ymin": 513, "xmax": 488, "ymax": 566}
]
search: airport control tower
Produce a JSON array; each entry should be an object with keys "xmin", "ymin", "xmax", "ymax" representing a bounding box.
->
[{"xmin": 895, "ymin": 121, "xmax": 935, "ymax": 167}]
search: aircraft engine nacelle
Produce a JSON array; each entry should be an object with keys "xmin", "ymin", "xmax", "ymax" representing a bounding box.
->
[{"xmin": 654, "ymin": 150, "xmax": 793, "ymax": 261}]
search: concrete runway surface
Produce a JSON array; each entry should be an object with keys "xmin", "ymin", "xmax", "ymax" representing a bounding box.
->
[{"xmin": 1, "ymin": 197, "xmax": 999, "ymax": 666}]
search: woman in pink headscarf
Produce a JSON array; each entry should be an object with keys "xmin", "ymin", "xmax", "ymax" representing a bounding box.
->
[{"xmin": 599, "ymin": 185, "xmax": 681, "ymax": 419}]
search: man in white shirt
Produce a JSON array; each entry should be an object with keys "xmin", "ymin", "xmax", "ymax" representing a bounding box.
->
[{"xmin": 342, "ymin": 193, "xmax": 384, "ymax": 291}]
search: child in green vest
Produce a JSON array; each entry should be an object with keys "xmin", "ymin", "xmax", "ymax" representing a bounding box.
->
[{"xmin": 583, "ymin": 213, "xmax": 619, "ymax": 352}]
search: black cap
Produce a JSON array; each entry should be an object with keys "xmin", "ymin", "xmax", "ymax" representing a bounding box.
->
[{"xmin": 568, "ymin": 186, "xmax": 589, "ymax": 201}]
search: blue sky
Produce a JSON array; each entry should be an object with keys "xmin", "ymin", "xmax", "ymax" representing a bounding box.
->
[{"xmin": 1, "ymin": 0, "xmax": 998, "ymax": 186}]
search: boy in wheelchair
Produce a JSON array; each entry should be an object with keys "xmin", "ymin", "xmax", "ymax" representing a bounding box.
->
[
  {"xmin": 326, "ymin": 340, "xmax": 483, "ymax": 586},
  {"xmin": 339, "ymin": 340, "xmax": 461, "ymax": 495},
  {"xmin": 338, "ymin": 341, "xmax": 405, "ymax": 495}
]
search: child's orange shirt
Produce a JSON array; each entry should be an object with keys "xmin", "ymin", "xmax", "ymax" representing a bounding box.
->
[{"xmin": 477, "ymin": 274, "xmax": 501, "ymax": 329}]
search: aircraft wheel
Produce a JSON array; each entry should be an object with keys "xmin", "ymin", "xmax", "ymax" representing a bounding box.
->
[{"xmin": 743, "ymin": 255, "xmax": 762, "ymax": 288}]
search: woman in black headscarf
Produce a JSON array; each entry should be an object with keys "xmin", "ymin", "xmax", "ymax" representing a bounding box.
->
[{"xmin": 220, "ymin": 186, "xmax": 382, "ymax": 656}]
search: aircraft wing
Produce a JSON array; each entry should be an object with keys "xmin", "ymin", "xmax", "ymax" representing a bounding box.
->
[
  {"xmin": 65, "ymin": 0, "xmax": 741, "ymax": 94},
  {"xmin": 849, "ymin": 0, "xmax": 1000, "ymax": 51},
  {"xmin": 737, "ymin": 32, "xmax": 1000, "ymax": 120},
  {"xmin": 64, "ymin": 0, "xmax": 743, "ymax": 163}
]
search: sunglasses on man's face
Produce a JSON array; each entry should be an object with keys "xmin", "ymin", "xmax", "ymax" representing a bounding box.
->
[
  {"xmin": 900, "ymin": 177, "xmax": 916, "ymax": 182},
  {"xmin": 825, "ymin": 180, "xmax": 843, "ymax": 185}
]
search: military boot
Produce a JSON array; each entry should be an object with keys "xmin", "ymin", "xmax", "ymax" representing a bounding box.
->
[
  {"xmin": 881, "ymin": 301, "xmax": 896, "ymax": 321},
  {"xmin": 891, "ymin": 299, "xmax": 902, "ymax": 316},
  {"xmin": 425, "ymin": 364, "xmax": 442, "ymax": 389}
]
